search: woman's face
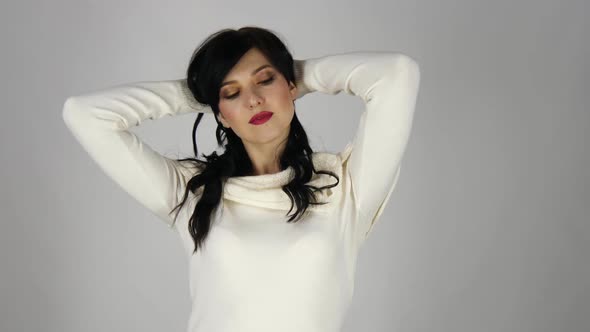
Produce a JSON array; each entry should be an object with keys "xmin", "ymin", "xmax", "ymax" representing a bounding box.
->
[{"xmin": 217, "ymin": 48, "xmax": 297, "ymax": 147}]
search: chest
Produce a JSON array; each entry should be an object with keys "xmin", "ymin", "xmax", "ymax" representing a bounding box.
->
[{"xmin": 191, "ymin": 201, "xmax": 344, "ymax": 287}]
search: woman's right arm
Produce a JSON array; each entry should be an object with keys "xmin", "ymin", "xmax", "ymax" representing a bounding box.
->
[{"xmin": 62, "ymin": 79, "xmax": 212, "ymax": 228}]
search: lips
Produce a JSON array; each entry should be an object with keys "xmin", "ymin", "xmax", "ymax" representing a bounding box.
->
[{"xmin": 249, "ymin": 111, "xmax": 273, "ymax": 124}]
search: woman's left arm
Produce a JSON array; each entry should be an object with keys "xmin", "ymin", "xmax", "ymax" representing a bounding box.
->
[{"xmin": 295, "ymin": 51, "xmax": 421, "ymax": 247}]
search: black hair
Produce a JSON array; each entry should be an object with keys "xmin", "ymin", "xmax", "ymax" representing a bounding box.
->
[{"xmin": 169, "ymin": 26, "xmax": 339, "ymax": 253}]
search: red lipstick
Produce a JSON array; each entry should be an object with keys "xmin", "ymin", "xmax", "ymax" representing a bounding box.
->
[{"xmin": 249, "ymin": 111, "xmax": 273, "ymax": 125}]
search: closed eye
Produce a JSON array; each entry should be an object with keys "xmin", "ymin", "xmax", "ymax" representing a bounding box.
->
[{"xmin": 224, "ymin": 76, "xmax": 275, "ymax": 100}]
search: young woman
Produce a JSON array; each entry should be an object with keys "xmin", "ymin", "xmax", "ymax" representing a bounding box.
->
[{"xmin": 62, "ymin": 26, "xmax": 420, "ymax": 332}]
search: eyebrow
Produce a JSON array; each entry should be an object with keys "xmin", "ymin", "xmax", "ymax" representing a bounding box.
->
[{"xmin": 220, "ymin": 64, "xmax": 272, "ymax": 88}]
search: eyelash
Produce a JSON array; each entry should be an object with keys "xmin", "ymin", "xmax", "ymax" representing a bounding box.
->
[{"xmin": 224, "ymin": 76, "xmax": 275, "ymax": 99}]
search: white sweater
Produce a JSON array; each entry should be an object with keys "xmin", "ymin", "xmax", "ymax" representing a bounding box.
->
[{"xmin": 62, "ymin": 51, "xmax": 421, "ymax": 332}]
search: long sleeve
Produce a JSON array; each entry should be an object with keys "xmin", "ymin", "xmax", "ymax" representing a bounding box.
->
[
  {"xmin": 62, "ymin": 79, "xmax": 213, "ymax": 228},
  {"xmin": 297, "ymin": 52, "xmax": 421, "ymax": 247}
]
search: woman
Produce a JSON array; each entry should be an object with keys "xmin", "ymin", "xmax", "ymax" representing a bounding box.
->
[{"xmin": 62, "ymin": 26, "xmax": 420, "ymax": 332}]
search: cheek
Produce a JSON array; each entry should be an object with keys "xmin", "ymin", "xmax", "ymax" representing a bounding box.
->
[
  {"xmin": 273, "ymin": 82, "xmax": 294, "ymax": 101},
  {"xmin": 218, "ymin": 105, "xmax": 239, "ymax": 123}
]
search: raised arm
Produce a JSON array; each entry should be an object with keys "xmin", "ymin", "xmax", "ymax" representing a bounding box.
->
[
  {"xmin": 62, "ymin": 79, "xmax": 212, "ymax": 228},
  {"xmin": 295, "ymin": 51, "xmax": 421, "ymax": 247}
]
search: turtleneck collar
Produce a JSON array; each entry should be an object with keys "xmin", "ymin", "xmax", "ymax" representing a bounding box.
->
[{"xmin": 220, "ymin": 148, "xmax": 349, "ymax": 215}]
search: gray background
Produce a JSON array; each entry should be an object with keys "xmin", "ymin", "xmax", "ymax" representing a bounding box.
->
[{"xmin": 1, "ymin": 0, "xmax": 588, "ymax": 331}]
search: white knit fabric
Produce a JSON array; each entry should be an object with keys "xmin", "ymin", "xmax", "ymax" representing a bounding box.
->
[{"xmin": 62, "ymin": 51, "xmax": 421, "ymax": 332}]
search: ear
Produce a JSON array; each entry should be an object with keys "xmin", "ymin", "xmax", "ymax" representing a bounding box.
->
[
  {"xmin": 217, "ymin": 112, "xmax": 230, "ymax": 128},
  {"xmin": 289, "ymin": 81, "xmax": 297, "ymax": 101}
]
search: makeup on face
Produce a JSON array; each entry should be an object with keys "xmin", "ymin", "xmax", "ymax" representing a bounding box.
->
[
  {"xmin": 220, "ymin": 65, "xmax": 276, "ymax": 100},
  {"xmin": 249, "ymin": 111, "xmax": 273, "ymax": 125}
]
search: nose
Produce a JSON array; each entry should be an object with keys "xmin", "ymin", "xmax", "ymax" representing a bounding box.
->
[{"xmin": 246, "ymin": 89, "xmax": 264, "ymax": 109}]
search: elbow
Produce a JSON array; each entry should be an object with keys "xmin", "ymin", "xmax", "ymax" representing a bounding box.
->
[
  {"xmin": 62, "ymin": 97, "xmax": 78, "ymax": 124},
  {"xmin": 387, "ymin": 54, "xmax": 421, "ymax": 88},
  {"xmin": 62, "ymin": 96, "xmax": 88, "ymax": 129},
  {"xmin": 407, "ymin": 56, "xmax": 421, "ymax": 82},
  {"xmin": 395, "ymin": 53, "xmax": 420, "ymax": 77}
]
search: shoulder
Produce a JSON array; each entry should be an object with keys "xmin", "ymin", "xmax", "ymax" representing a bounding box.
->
[
  {"xmin": 309, "ymin": 143, "xmax": 354, "ymax": 184},
  {"xmin": 310, "ymin": 142, "xmax": 355, "ymax": 172},
  {"xmin": 171, "ymin": 158, "xmax": 207, "ymax": 183}
]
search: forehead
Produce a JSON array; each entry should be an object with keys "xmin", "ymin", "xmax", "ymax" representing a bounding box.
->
[{"xmin": 221, "ymin": 49, "xmax": 274, "ymax": 86}]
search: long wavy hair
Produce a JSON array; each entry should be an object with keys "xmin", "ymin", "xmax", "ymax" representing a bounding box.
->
[{"xmin": 169, "ymin": 26, "xmax": 339, "ymax": 253}]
